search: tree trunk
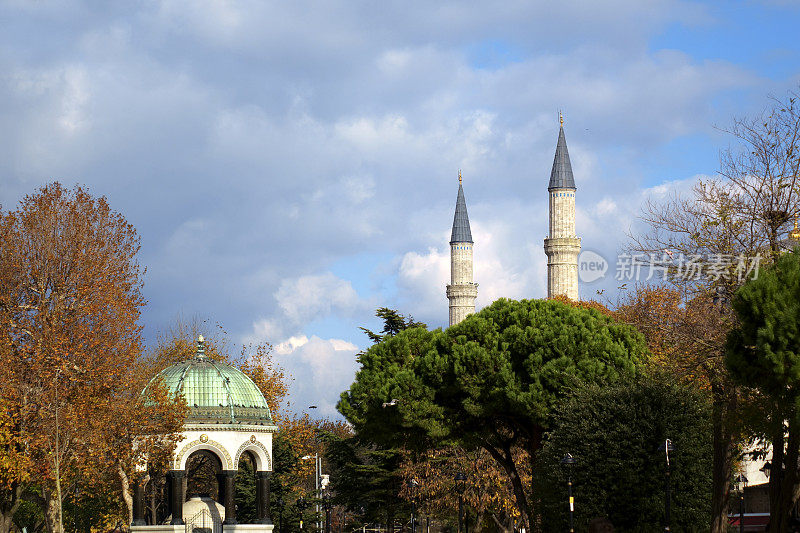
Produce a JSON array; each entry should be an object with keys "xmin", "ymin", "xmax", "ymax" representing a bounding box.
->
[
  {"xmin": 0, "ymin": 483, "xmax": 23, "ymax": 533},
  {"xmin": 709, "ymin": 381, "xmax": 737, "ymax": 533},
  {"xmin": 768, "ymin": 417, "xmax": 787, "ymax": 533},
  {"xmin": 528, "ymin": 429, "xmax": 543, "ymax": 533},
  {"xmin": 149, "ymin": 476, "xmax": 159, "ymax": 524},
  {"xmin": 480, "ymin": 442, "xmax": 531, "ymax": 533},
  {"xmin": 43, "ymin": 487, "xmax": 62, "ymax": 533},
  {"xmin": 775, "ymin": 417, "xmax": 800, "ymax": 533},
  {"xmin": 119, "ymin": 463, "xmax": 134, "ymax": 526}
]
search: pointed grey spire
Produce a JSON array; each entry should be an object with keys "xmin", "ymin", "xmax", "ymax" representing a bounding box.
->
[
  {"xmin": 450, "ymin": 181, "xmax": 473, "ymax": 244},
  {"xmin": 548, "ymin": 126, "xmax": 576, "ymax": 190}
]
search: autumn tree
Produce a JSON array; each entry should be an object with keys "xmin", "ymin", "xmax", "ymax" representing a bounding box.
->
[
  {"xmin": 339, "ymin": 298, "xmax": 648, "ymax": 531},
  {"xmin": 396, "ymin": 446, "xmax": 525, "ymax": 533},
  {"xmin": 0, "ymin": 183, "xmax": 152, "ymax": 533},
  {"xmin": 0, "ymin": 396, "xmax": 30, "ymax": 532}
]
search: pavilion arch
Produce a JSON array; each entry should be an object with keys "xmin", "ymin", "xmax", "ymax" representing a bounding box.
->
[
  {"xmin": 174, "ymin": 437, "xmax": 234, "ymax": 471},
  {"xmin": 234, "ymin": 438, "xmax": 272, "ymax": 471}
]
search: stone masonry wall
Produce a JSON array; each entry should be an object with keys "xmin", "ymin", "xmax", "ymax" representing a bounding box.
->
[
  {"xmin": 448, "ymin": 242, "xmax": 477, "ymax": 326},
  {"xmin": 545, "ymin": 188, "xmax": 580, "ymax": 300}
]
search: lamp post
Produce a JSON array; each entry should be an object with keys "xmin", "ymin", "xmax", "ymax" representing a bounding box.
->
[
  {"xmin": 298, "ymin": 497, "xmax": 308, "ymax": 532},
  {"xmin": 454, "ymin": 472, "xmax": 467, "ymax": 533},
  {"xmin": 658, "ymin": 439, "xmax": 674, "ymax": 532},
  {"xmin": 323, "ymin": 491, "xmax": 332, "ymax": 533},
  {"xmin": 409, "ymin": 479, "xmax": 418, "ymax": 533},
  {"xmin": 560, "ymin": 454, "xmax": 577, "ymax": 533},
  {"xmin": 302, "ymin": 454, "xmax": 323, "ymax": 532},
  {"xmin": 277, "ymin": 496, "xmax": 284, "ymax": 533},
  {"xmin": 734, "ymin": 473, "xmax": 748, "ymax": 533}
]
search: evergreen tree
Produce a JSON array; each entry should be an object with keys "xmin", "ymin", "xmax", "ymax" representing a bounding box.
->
[
  {"xmin": 726, "ymin": 249, "xmax": 800, "ymax": 532},
  {"xmin": 340, "ymin": 298, "xmax": 648, "ymax": 531},
  {"xmin": 537, "ymin": 374, "xmax": 712, "ymax": 532}
]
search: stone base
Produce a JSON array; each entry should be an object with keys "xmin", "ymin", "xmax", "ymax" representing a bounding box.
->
[
  {"xmin": 131, "ymin": 525, "xmax": 273, "ymax": 533},
  {"xmin": 224, "ymin": 525, "xmax": 274, "ymax": 533},
  {"xmin": 131, "ymin": 526, "xmax": 184, "ymax": 533}
]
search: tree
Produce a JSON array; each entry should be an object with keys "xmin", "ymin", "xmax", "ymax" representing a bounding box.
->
[
  {"xmin": 359, "ymin": 307, "xmax": 427, "ymax": 345},
  {"xmin": 537, "ymin": 374, "xmax": 712, "ymax": 532},
  {"xmin": 396, "ymin": 446, "xmax": 524, "ymax": 533},
  {"xmin": 0, "ymin": 396, "xmax": 30, "ymax": 533},
  {"xmin": 0, "ymin": 183, "xmax": 147, "ymax": 533},
  {"xmin": 324, "ymin": 432, "xmax": 406, "ymax": 528},
  {"xmin": 339, "ymin": 298, "xmax": 648, "ymax": 531},
  {"xmin": 324, "ymin": 308, "xmax": 428, "ymax": 532},
  {"xmin": 629, "ymin": 90, "xmax": 800, "ymax": 532},
  {"xmin": 726, "ymin": 250, "xmax": 800, "ymax": 532}
]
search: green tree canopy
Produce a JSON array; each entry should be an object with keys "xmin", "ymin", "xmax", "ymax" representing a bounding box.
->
[
  {"xmin": 537, "ymin": 374, "xmax": 712, "ymax": 532},
  {"xmin": 726, "ymin": 249, "xmax": 800, "ymax": 532},
  {"xmin": 339, "ymin": 298, "xmax": 649, "ymax": 530}
]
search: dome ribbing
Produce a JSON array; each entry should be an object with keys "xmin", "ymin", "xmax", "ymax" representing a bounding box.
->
[{"xmin": 144, "ymin": 337, "xmax": 273, "ymax": 425}]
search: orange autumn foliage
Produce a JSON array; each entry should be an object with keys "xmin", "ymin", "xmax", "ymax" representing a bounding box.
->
[
  {"xmin": 398, "ymin": 446, "xmax": 525, "ymax": 532},
  {"xmin": 0, "ymin": 183, "xmax": 156, "ymax": 532},
  {"xmin": 551, "ymin": 287, "xmax": 728, "ymax": 388}
]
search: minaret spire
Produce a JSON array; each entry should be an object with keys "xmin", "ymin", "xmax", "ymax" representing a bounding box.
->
[
  {"xmin": 544, "ymin": 118, "xmax": 581, "ymax": 300},
  {"xmin": 447, "ymin": 171, "xmax": 478, "ymax": 326}
]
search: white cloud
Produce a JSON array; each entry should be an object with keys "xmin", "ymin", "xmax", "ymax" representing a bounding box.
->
[
  {"xmin": 275, "ymin": 272, "xmax": 361, "ymax": 325},
  {"xmin": 596, "ymin": 198, "xmax": 618, "ymax": 216},
  {"xmin": 0, "ymin": 0, "xmax": 782, "ymax": 418}
]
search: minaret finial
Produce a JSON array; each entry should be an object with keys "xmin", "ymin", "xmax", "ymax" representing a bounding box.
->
[
  {"xmin": 559, "ymin": 110, "xmax": 563, "ymax": 128},
  {"xmin": 458, "ymin": 169, "xmax": 462, "ymax": 184}
]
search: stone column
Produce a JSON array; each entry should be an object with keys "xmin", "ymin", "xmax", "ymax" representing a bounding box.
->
[
  {"xmin": 256, "ymin": 471, "xmax": 272, "ymax": 524},
  {"xmin": 132, "ymin": 479, "xmax": 146, "ymax": 526},
  {"xmin": 222, "ymin": 470, "xmax": 238, "ymax": 525},
  {"xmin": 217, "ymin": 472, "xmax": 227, "ymax": 508},
  {"xmin": 167, "ymin": 470, "xmax": 185, "ymax": 525}
]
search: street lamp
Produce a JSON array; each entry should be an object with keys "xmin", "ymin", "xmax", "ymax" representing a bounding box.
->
[
  {"xmin": 302, "ymin": 454, "xmax": 323, "ymax": 532},
  {"xmin": 323, "ymin": 490, "xmax": 333, "ymax": 533},
  {"xmin": 658, "ymin": 439, "xmax": 675, "ymax": 532},
  {"xmin": 454, "ymin": 472, "xmax": 467, "ymax": 533},
  {"xmin": 298, "ymin": 497, "xmax": 308, "ymax": 532},
  {"xmin": 276, "ymin": 496, "xmax": 284, "ymax": 533},
  {"xmin": 560, "ymin": 454, "xmax": 577, "ymax": 533},
  {"xmin": 409, "ymin": 479, "xmax": 419, "ymax": 533},
  {"xmin": 734, "ymin": 473, "xmax": 748, "ymax": 533}
]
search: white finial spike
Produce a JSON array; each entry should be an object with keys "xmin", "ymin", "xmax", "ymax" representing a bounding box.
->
[{"xmin": 198, "ymin": 334, "xmax": 204, "ymax": 342}]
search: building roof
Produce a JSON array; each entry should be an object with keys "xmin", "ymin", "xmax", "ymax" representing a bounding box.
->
[
  {"xmin": 548, "ymin": 126, "xmax": 576, "ymax": 190},
  {"xmin": 144, "ymin": 337, "xmax": 273, "ymax": 426},
  {"xmin": 450, "ymin": 182, "xmax": 473, "ymax": 244}
]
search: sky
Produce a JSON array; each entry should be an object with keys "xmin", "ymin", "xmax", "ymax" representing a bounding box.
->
[{"xmin": 2, "ymin": 0, "xmax": 799, "ymax": 417}]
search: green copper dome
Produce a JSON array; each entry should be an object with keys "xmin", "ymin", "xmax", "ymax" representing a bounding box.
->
[{"xmin": 146, "ymin": 337, "xmax": 274, "ymax": 426}]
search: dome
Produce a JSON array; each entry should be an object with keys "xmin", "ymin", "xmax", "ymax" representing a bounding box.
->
[{"xmin": 145, "ymin": 336, "xmax": 274, "ymax": 425}]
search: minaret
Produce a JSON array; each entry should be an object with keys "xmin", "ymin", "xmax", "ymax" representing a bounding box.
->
[
  {"xmin": 447, "ymin": 170, "xmax": 478, "ymax": 326},
  {"xmin": 544, "ymin": 113, "xmax": 581, "ymax": 300}
]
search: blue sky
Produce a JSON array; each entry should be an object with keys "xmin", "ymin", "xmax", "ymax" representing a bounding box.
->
[{"xmin": 1, "ymin": 0, "xmax": 799, "ymax": 416}]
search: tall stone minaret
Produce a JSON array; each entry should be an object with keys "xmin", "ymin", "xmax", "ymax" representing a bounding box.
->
[
  {"xmin": 544, "ymin": 114, "xmax": 581, "ymax": 300},
  {"xmin": 447, "ymin": 171, "xmax": 478, "ymax": 326}
]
